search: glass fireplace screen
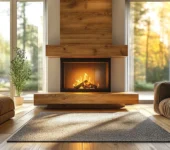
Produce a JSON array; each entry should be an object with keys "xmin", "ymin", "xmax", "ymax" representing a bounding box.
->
[{"xmin": 61, "ymin": 58, "xmax": 111, "ymax": 92}]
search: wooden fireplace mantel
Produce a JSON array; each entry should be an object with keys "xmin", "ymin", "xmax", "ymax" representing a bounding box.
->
[{"xmin": 46, "ymin": 44, "xmax": 128, "ymax": 58}]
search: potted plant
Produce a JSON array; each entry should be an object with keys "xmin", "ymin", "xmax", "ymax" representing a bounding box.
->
[{"xmin": 10, "ymin": 48, "xmax": 31, "ymax": 105}]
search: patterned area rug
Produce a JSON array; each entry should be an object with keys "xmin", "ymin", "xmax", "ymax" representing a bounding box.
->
[{"xmin": 8, "ymin": 112, "xmax": 170, "ymax": 142}]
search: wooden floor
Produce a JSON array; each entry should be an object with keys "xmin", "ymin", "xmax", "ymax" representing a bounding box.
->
[{"xmin": 0, "ymin": 104, "xmax": 170, "ymax": 150}]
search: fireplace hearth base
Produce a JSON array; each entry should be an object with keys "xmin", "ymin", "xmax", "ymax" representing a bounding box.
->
[{"xmin": 34, "ymin": 92, "xmax": 138, "ymax": 105}]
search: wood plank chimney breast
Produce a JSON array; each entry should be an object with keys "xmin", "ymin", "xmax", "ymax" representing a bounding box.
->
[
  {"xmin": 60, "ymin": 0, "xmax": 112, "ymax": 44},
  {"xmin": 46, "ymin": 0, "xmax": 128, "ymax": 57}
]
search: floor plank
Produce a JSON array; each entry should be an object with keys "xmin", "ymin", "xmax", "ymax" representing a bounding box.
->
[
  {"xmin": 37, "ymin": 143, "xmax": 63, "ymax": 150},
  {"xmin": 0, "ymin": 134, "xmax": 10, "ymax": 144},
  {"xmin": 152, "ymin": 143, "xmax": 170, "ymax": 150},
  {"xmin": 135, "ymin": 143, "xmax": 157, "ymax": 150}
]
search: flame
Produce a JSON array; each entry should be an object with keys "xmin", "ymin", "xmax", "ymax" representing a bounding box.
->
[{"xmin": 73, "ymin": 73, "xmax": 99, "ymax": 89}]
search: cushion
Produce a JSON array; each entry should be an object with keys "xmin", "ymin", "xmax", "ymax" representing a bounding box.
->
[
  {"xmin": 0, "ymin": 96, "xmax": 15, "ymax": 116},
  {"xmin": 154, "ymin": 82, "xmax": 170, "ymax": 114},
  {"xmin": 0, "ymin": 110, "xmax": 15, "ymax": 124},
  {"xmin": 159, "ymin": 98, "xmax": 170, "ymax": 119}
]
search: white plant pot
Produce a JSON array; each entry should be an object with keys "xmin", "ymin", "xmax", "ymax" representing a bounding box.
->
[{"xmin": 14, "ymin": 96, "xmax": 24, "ymax": 106}]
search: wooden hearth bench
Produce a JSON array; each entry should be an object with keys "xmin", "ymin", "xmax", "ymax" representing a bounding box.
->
[{"xmin": 34, "ymin": 92, "xmax": 138, "ymax": 105}]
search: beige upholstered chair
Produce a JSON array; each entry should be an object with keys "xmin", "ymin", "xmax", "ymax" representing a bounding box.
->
[{"xmin": 154, "ymin": 82, "xmax": 170, "ymax": 119}]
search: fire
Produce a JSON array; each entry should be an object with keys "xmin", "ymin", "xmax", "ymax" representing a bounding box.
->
[{"xmin": 73, "ymin": 73, "xmax": 99, "ymax": 89}]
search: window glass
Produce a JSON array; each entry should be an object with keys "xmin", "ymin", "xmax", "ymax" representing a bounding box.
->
[
  {"xmin": 17, "ymin": 2, "xmax": 44, "ymax": 99},
  {"xmin": 129, "ymin": 2, "xmax": 170, "ymax": 99},
  {"xmin": 0, "ymin": 2, "xmax": 10, "ymax": 96}
]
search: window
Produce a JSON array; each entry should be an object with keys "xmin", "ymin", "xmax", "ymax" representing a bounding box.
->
[
  {"xmin": 129, "ymin": 1, "xmax": 170, "ymax": 99},
  {"xmin": 0, "ymin": 1, "xmax": 10, "ymax": 96},
  {"xmin": 0, "ymin": 1, "xmax": 44, "ymax": 100},
  {"xmin": 17, "ymin": 1, "xmax": 44, "ymax": 99}
]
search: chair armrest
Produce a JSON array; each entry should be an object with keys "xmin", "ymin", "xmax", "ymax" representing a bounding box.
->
[{"xmin": 154, "ymin": 82, "xmax": 170, "ymax": 114}]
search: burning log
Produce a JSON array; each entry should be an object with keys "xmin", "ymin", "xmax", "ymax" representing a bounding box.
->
[
  {"xmin": 74, "ymin": 80, "xmax": 88, "ymax": 89},
  {"xmin": 73, "ymin": 73, "xmax": 99, "ymax": 89},
  {"xmin": 74, "ymin": 80, "xmax": 97, "ymax": 89},
  {"xmin": 84, "ymin": 83, "xmax": 97, "ymax": 89}
]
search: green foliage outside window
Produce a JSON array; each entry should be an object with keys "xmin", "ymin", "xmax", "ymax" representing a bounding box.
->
[{"xmin": 131, "ymin": 2, "xmax": 170, "ymax": 91}]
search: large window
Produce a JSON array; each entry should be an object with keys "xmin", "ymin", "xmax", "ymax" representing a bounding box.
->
[
  {"xmin": 129, "ymin": 2, "xmax": 170, "ymax": 99},
  {"xmin": 17, "ymin": 1, "xmax": 44, "ymax": 99},
  {"xmin": 0, "ymin": 2, "xmax": 10, "ymax": 96},
  {"xmin": 0, "ymin": 1, "xmax": 44, "ymax": 100}
]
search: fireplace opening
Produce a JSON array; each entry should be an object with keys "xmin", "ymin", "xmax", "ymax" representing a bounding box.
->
[{"xmin": 61, "ymin": 58, "xmax": 111, "ymax": 92}]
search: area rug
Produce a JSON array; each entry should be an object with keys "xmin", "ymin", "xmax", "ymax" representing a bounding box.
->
[{"xmin": 8, "ymin": 112, "xmax": 170, "ymax": 142}]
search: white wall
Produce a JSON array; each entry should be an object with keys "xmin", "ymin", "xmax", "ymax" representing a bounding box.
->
[
  {"xmin": 46, "ymin": 0, "xmax": 127, "ymax": 92},
  {"xmin": 111, "ymin": 0, "xmax": 127, "ymax": 92},
  {"xmin": 46, "ymin": 0, "xmax": 61, "ymax": 92}
]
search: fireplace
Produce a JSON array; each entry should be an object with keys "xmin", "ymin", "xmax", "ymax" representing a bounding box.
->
[{"xmin": 60, "ymin": 58, "xmax": 111, "ymax": 92}]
